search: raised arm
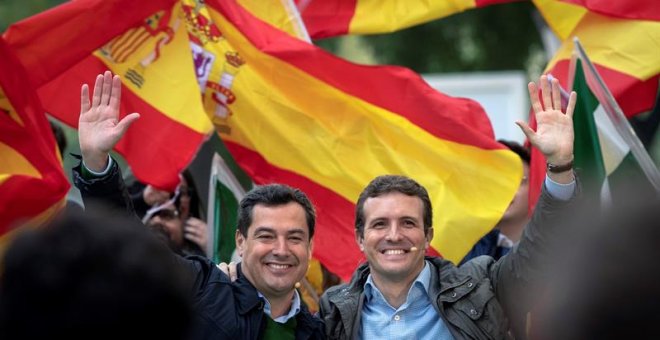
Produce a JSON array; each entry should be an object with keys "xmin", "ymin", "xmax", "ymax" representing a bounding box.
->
[{"xmin": 79, "ymin": 71, "xmax": 139, "ymax": 171}]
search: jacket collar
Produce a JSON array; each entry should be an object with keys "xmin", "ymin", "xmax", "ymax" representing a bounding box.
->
[{"xmin": 232, "ymin": 263, "xmax": 264, "ymax": 315}]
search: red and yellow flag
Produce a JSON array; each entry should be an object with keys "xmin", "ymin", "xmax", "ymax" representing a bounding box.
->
[
  {"xmin": 295, "ymin": 0, "xmax": 519, "ymax": 38},
  {"xmin": 527, "ymin": 0, "xmax": 660, "ymax": 211},
  {"xmin": 0, "ymin": 37, "xmax": 70, "ymax": 248},
  {"xmin": 202, "ymin": 0, "xmax": 522, "ymax": 279},
  {"xmin": 3, "ymin": 0, "xmax": 213, "ymax": 190}
]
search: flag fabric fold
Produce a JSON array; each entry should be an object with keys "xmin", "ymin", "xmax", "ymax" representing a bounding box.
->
[
  {"xmin": 0, "ymin": 37, "xmax": 70, "ymax": 246},
  {"xmin": 201, "ymin": 0, "xmax": 522, "ymax": 279}
]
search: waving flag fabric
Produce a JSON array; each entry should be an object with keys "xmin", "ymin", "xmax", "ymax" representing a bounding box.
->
[
  {"xmin": 3, "ymin": 0, "xmax": 213, "ymax": 190},
  {"xmin": 201, "ymin": 0, "xmax": 522, "ymax": 279},
  {"xmin": 527, "ymin": 1, "xmax": 660, "ymax": 211},
  {"xmin": 295, "ymin": 0, "xmax": 519, "ymax": 38},
  {"xmin": 0, "ymin": 38, "xmax": 70, "ymax": 247}
]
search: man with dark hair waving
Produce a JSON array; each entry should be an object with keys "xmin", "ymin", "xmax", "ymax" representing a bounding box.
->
[
  {"xmin": 319, "ymin": 75, "xmax": 579, "ymax": 339},
  {"xmin": 73, "ymin": 71, "xmax": 324, "ymax": 339}
]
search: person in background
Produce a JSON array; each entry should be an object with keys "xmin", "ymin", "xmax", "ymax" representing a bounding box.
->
[
  {"xmin": 0, "ymin": 210, "xmax": 193, "ymax": 340},
  {"xmin": 460, "ymin": 139, "xmax": 530, "ymax": 264}
]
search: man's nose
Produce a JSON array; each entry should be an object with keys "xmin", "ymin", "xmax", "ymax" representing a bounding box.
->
[
  {"xmin": 385, "ymin": 224, "xmax": 403, "ymax": 241},
  {"xmin": 272, "ymin": 237, "xmax": 289, "ymax": 256}
]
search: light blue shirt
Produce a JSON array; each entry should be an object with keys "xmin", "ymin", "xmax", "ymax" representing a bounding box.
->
[
  {"xmin": 545, "ymin": 175, "xmax": 575, "ymax": 201},
  {"xmin": 360, "ymin": 261, "xmax": 454, "ymax": 340},
  {"xmin": 258, "ymin": 289, "xmax": 301, "ymax": 324}
]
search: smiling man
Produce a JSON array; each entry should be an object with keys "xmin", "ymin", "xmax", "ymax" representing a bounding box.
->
[
  {"xmin": 319, "ymin": 75, "xmax": 580, "ymax": 340},
  {"xmin": 71, "ymin": 71, "xmax": 324, "ymax": 339}
]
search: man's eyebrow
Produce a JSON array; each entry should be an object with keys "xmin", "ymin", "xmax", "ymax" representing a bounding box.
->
[
  {"xmin": 287, "ymin": 228, "xmax": 306, "ymax": 235},
  {"xmin": 252, "ymin": 227, "xmax": 275, "ymax": 234}
]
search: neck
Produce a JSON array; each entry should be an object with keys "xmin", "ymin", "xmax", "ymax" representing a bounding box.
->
[
  {"xmin": 266, "ymin": 291, "xmax": 295, "ymax": 318},
  {"xmin": 370, "ymin": 262, "xmax": 424, "ymax": 309}
]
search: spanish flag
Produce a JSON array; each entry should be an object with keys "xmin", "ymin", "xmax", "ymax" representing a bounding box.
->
[
  {"xmin": 295, "ymin": 0, "xmax": 518, "ymax": 38},
  {"xmin": 203, "ymin": 0, "xmax": 522, "ymax": 279},
  {"xmin": 3, "ymin": 0, "xmax": 213, "ymax": 190},
  {"xmin": 0, "ymin": 37, "xmax": 70, "ymax": 248}
]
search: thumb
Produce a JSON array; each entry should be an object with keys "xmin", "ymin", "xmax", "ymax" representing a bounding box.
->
[
  {"xmin": 115, "ymin": 112, "xmax": 140, "ymax": 136},
  {"xmin": 515, "ymin": 120, "xmax": 535, "ymax": 142}
]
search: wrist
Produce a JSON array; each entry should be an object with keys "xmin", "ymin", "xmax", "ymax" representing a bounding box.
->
[{"xmin": 82, "ymin": 152, "xmax": 110, "ymax": 172}]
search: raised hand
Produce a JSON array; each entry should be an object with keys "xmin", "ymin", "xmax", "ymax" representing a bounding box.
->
[
  {"xmin": 184, "ymin": 217, "xmax": 209, "ymax": 254},
  {"xmin": 79, "ymin": 71, "xmax": 140, "ymax": 172},
  {"xmin": 516, "ymin": 75, "xmax": 577, "ymax": 183}
]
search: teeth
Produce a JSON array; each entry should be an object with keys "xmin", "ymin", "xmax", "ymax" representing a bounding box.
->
[
  {"xmin": 383, "ymin": 249, "xmax": 405, "ymax": 255},
  {"xmin": 268, "ymin": 264, "xmax": 291, "ymax": 269}
]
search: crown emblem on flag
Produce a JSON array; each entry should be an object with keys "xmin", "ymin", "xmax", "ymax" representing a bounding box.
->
[{"xmin": 183, "ymin": 1, "xmax": 222, "ymax": 45}]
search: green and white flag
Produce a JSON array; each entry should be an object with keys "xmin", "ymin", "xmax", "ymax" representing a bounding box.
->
[
  {"xmin": 207, "ymin": 153, "xmax": 250, "ymax": 263},
  {"xmin": 569, "ymin": 39, "xmax": 660, "ymax": 206}
]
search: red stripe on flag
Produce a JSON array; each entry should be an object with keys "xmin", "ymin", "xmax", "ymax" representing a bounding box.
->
[
  {"xmin": 296, "ymin": 0, "xmax": 357, "ymax": 38},
  {"xmin": 561, "ymin": 0, "xmax": 660, "ymax": 21},
  {"xmin": 0, "ymin": 176, "xmax": 66, "ymax": 234},
  {"xmin": 37, "ymin": 55, "xmax": 206, "ymax": 190},
  {"xmin": 212, "ymin": 0, "xmax": 500, "ymax": 149},
  {"xmin": 549, "ymin": 60, "xmax": 659, "ymax": 117},
  {"xmin": 224, "ymin": 140, "xmax": 440, "ymax": 280}
]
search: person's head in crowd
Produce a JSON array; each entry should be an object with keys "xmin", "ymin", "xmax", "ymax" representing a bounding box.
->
[
  {"xmin": 0, "ymin": 210, "xmax": 192, "ymax": 340},
  {"xmin": 497, "ymin": 139, "xmax": 530, "ymax": 241},
  {"xmin": 537, "ymin": 190, "xmax": 660, "ymax": 340},
  {"xmin": 354, "ymin": 175, "xmax": 433, "ymax": 285},
  {"xmin": 235, "ymin": 183, "xmax": 315, "ymax": 307},
  {"xmin": 145, "ymin": 169, "xmax": 204, "ymax": 255}
]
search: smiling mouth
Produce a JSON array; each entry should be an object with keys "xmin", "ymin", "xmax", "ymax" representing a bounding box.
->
[
  {"xmin": 381, "ymin": 249, "xmax": 409, "ymax": 255},
  {"xmin": 266, "ymin": 263, "xmax": 293, "ymax": 270}
]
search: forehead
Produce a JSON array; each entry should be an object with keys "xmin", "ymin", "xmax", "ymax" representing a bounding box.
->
[
  {"xmin": 249, "ymin": 202, "xmax": 309, "ymax": 235},
  {"xmin": 363, "ymin": 192, "xmax": 424, "ymax": 220}
]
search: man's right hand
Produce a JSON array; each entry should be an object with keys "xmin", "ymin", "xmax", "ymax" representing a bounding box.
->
[{"xmin": 79, "ymin": 71, "xmax": 140, "ymax": 172}]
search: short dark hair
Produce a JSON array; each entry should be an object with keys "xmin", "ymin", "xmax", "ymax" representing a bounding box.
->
[
  {"xmin": 498, "ymin": 139, "xmax": 530, "ymax": 164},
  {"xmin": 355, "ymin": 175, "xmax": 432, "ymax": 237},
  {"xmin": 236, "ymin": 184, "xmax": 316, "ymax": 239},
  {"xmin": 0, "ymin": 211, "xmax": 192, "ymax": 340}
]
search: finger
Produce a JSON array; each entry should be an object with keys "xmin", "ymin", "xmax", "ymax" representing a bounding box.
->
[
  {"xmin": 80, "ymin": 84, "xmax": 90, "ymax": 114},
  {"xmin": 540, "ymin": 75, "xmax": 552, "ymax": 111},
  {"xmin": 565, "ymin": 91, "xmax": 577, "ymax": 119},
  {"xmin": 109, "ymin": 75, "xmax": 122, "ymax": 111},
  {"xmin": 528, "ymin": 82, "xmax": 543, "ymax": 115},
  {"xmin": 551, "ymin": 78, "xmax": 561, "ymax": 111},
  {"xmin": 229, "ymin": 262, "xmax": 238, "ymax": 282},
  {"xmin": 114, "ymin": 112, "xmax": 140, "ymax": 137},
  {"xmin": 91, "ymin": 74, "xmax": 103, "ymax": 107},
  {"xmin": 217, "ymin": 263, "xmax": 229, "ymax": 275},
  {"xmin": 100, "ymin": 71, "xmax": 112, "ymax": 106},
  {"xmin": 515, "ymin": 120, "xmax": 536, "ymax": 142}
]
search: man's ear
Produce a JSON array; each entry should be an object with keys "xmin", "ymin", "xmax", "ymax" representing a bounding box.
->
[
  {"xmin": 355, "ymin": 230, "xmax": 364, "ymax": 252},
  {"xmin": 425, "ymin": 227, "xmax": 434, "ymax": 249},
  {"xmin": 235, "ymin": 229, "xmax": 245, "ymax": 257}
]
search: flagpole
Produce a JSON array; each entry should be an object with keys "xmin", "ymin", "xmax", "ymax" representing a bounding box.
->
[{"xmin": 573, "ymin": 38, "xmax": 660, "ymax": 192}]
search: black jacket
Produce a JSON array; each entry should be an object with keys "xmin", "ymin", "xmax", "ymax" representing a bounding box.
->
[{"xmin": 73, "ymin": 158, "xmax": 325, "ymax": 339}]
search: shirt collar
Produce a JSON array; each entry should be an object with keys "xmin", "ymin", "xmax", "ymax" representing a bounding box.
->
[
  {"xmin": 364, "ymin": 260, "xmax": 431, "ymax": 303},
  {"xmin": 258, "ymin": 289, "xmax": 301, "ymax": 324}
]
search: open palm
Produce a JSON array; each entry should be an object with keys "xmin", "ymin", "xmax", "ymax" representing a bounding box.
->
[
  {"xmin": 516, "ymin": 75, "xmax": 576, "ymax": 165},
  {"xmin": 79, "ymin": 71, "xmax": 139, "ymax": 171}
]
